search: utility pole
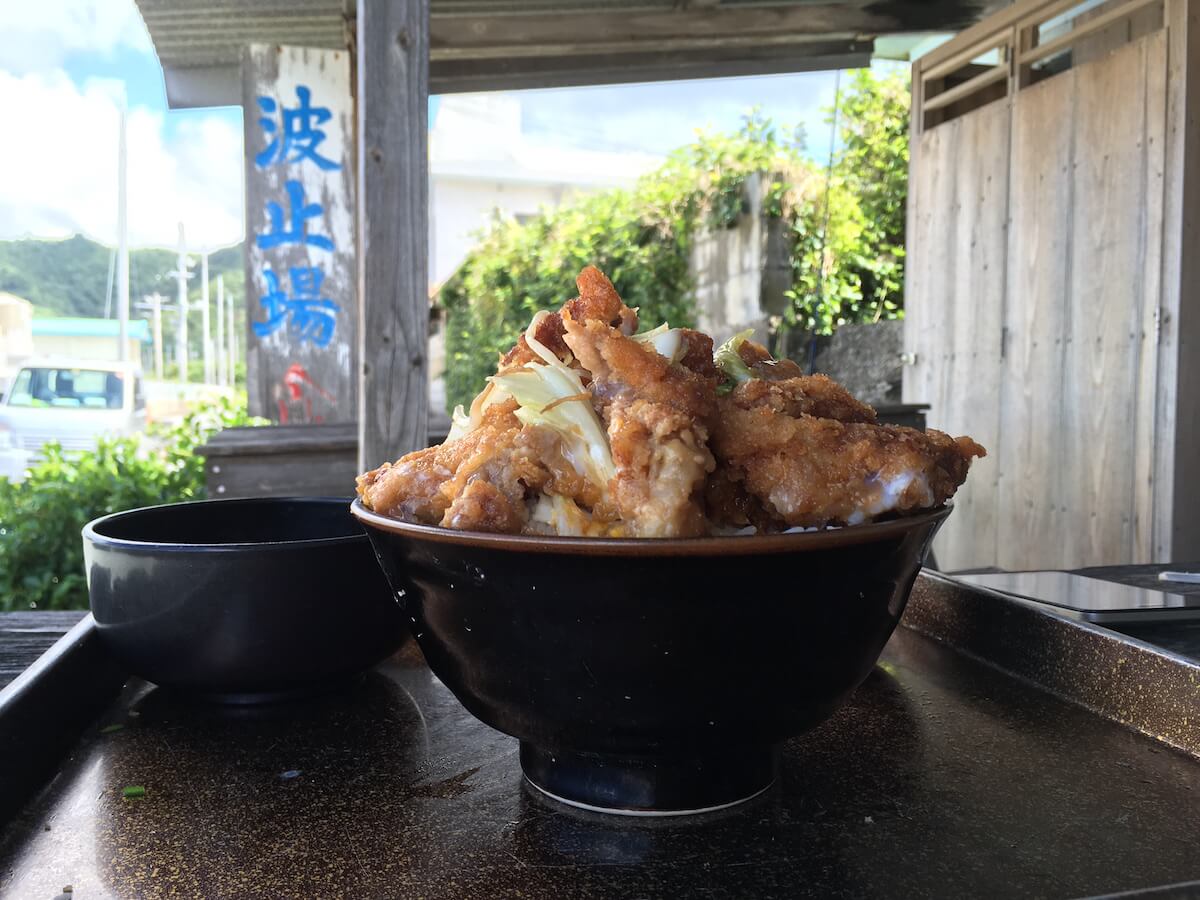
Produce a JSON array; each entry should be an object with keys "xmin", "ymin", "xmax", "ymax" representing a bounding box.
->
[
  {"xmin": 216, "ymin": 275, "xmax": 226, "ymax": 386},
  {"xmin": 135, "ymin": 294, "xmax": 166, "ymax": 380},
  {"xmin": 116, "ymin": 107, "xmax": 130, "ymax": 362},
  {"xmin": 201, "ymin": 253, "xmax": 212, "ymax": 384},
  {"xmin": 173, "ymin": 223, "xmax": 190, "ymax": 383},
  {"xmin": 227, "ymin": 287, "xmax": 237, "ymax": 387},
  {"xmin": 150, "ymin": 294, "xmax": 164, "ymax": 379}
]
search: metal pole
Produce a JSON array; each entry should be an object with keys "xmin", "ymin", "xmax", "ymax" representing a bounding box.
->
[
  {"xmin": 228, "ymin": 286, "xmax": 237, "ymax": 388},
  {"xmin": 174, "ymin": 224, "xmax": 190, "ymax": 382},
  {"xmin": 216, "ymin": 275, "xmax": 226, "ymax": 386},
  {"xmin": 151, "ymin": 293, "xmax": 164, "ymax": 380},
  {"xmin": 201, "ymin": 253, "xmax": 212, "ymax": 384},
  {"xmin": 104, "ymin": 248, "xmax": 115, "ymax": 320},
  {"xmin": 117, "ymin": 108, "xmax": 130, "ymax": 362}
]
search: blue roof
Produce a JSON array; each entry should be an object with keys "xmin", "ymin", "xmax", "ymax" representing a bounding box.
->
[{"xmin": 32, "ymin": 318, "xmax": 152, "ymax": 342}]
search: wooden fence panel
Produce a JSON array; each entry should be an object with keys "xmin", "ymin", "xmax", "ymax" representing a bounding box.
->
[
  {"xmin": 1063, "ymin": 32, "xmax": 1167, "ymax": 565},
  {"xmin": 907, "ymin": 30, "xmax": 1171, "ymax": 571},
  {"xmin": 907, "ymin": 0, "xmax": 1193, "ymax": 569},
  {"xmin": 904, "ymin": 100, "xmax": 1010, "ymax": 570},
  {"xmin": 1133, "ymin": 28, "xmax": 1168, "ymax": 561},
  {"xmin": 902, "ymin": 120, "xmax": 950, "ymax": 424},
  {"xmin": 997, "ymin": 69, "xmax": 1077, "ymax": 571}
]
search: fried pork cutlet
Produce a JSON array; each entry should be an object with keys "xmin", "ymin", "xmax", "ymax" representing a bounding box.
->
[
  {"xmin": 358, "ymin": 267, "xmax": 985, "ymax": 537},
  {"xmin": 708, "ymin": 349, "xmax": 985, "ymax": 529},
  {"xmin": 561, "ymin": 270, "xmax": 717, "ymax": 538},
  {"xmin": 357, "ymin": 267, "xmax": 649, "ymax": 535},
  {"xmin": 357, "ymin": 400, "xmax": 571, "ymax": 533},
  {"xmin": 496, "ymin": 266, "xmax": 638, "ymax": 374}
]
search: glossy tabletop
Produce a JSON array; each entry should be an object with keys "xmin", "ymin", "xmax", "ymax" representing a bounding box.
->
[{"xmin": 2, "ymin": 625, "xmax": 1200, "ymax": 899}]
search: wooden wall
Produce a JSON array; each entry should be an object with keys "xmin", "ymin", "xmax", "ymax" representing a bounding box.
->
[
  {"xmin": 905, "ymin": 100, "xmax": 1010, "ymax": 569},
  {"xmin": 906, "ymin": 27, "xmax": 1176, "ymax": 570}
]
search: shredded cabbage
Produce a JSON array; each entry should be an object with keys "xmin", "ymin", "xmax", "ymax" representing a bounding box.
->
[
  {"xmin": 447, "ymin": 405, "xmax": 473, "ymax": 442},
  {"xmin": 445, "ymin": 380, "xmax": 510, "ymax": 442},
  {"xmin": 488, "ymin": 312, "xmax": 616, "ymax": 494},
  {"xmin": 531, "ymin": 494, "xmax": 593, "ymax": 536},
  {"xmin": 632, "ymin": 322, "xmax": 686, "ymax": 364},
  {"xmin": 713, "ymin": 329, "xmax": 757, "ymax": 387}
]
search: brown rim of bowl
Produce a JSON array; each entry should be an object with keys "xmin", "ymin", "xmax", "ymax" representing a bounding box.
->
[{"xmin": 350, "ymin": 498, "xmax": 952, "ymax": 557}]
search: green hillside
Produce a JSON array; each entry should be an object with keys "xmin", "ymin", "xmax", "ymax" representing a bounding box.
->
[{"xmin": 0, "ymin": 235, "xmax": 245, "ymax": 319}]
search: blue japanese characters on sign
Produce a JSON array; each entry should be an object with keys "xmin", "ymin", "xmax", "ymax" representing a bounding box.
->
[
  {"xmin": 252, "ymin": 86, "xmax": 340, "ymax": 347},
  {"xmin": 256, "ymin": 180, "xmax": 336, "ymax": 251},
  {"xmin": 255, "ymin": 87, "xmax": 341, "ymax": 171},
  {"xmin": 252, "ymin": 267, "xmax": 340, "ymax": 348}
]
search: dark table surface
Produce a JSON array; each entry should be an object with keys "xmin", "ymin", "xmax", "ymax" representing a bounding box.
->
[{"xmin": 2, "ymin": 625, "xmax": 1200, "ymax": 900}]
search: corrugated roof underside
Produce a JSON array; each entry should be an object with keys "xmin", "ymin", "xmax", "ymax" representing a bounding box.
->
[{"xmin": 136, "ymin": 0, "xmax": 851, "ymax": 66}]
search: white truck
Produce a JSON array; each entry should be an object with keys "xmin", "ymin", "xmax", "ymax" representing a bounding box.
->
[{"xmin": 0, "ymin": 357, "xmax": 147, "ymax": 482}]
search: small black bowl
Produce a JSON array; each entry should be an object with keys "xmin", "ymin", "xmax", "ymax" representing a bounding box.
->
[
  {"xmin": 353, "ymin": 500, "xmax": 949, "ymax": 815},
  {"xmin": 84, "ymin": 497, "xmax": 408, "ymax": 703}
]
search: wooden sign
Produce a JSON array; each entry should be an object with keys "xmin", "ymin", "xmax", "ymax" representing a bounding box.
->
[{"xmin": 242, "ymin": 45, "xmax": 356, "ymax": 424}]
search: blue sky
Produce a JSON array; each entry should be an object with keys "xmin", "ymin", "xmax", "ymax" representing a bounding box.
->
[{"xmin": 0, "ymin": 0, "xmax": 856, "ymax": 250}]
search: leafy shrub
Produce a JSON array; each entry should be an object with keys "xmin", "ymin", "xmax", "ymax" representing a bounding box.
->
[
  {"xmin": 440, "ymin": 71, "xmax": 910, "ymax": 413},
  {"xmin": 0, "ymin": 395, "xmax": 264, "ymax": 611}
]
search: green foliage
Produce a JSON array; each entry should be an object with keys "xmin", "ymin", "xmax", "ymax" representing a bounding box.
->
[
  {"xmin": 0, "ymin": 395, "xmax": 265, "ymax": 611},
  {"xmin": 0, "ymin": 236, "xmax": 247, "ymax": 367},
  {"xmin": 791, "ymin": 68, "xmax": 910, "ymax": 333},
  {"xmin": 440, "ymin": 75, "xmax": 911, "ymax": 412},
  {"xmin": 0, "ymin": 235, "xmax": 243, "ymax": 317},
  {"xmin": 441, "ymin": 110, "xmax": 808, "ymax": 413},
  {"xmin": 441, "ymin": 182, "xmax": 696, "ymax": 415}
]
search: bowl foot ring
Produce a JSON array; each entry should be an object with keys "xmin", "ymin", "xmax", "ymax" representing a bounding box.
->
[{"xmin": 519, "ymin": 742, "xmax": 776, "ymax": 817}]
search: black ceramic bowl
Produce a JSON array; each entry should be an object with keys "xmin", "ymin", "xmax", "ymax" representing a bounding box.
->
[
  {"xmin": 85, "ymin": 497, "xmax": 408, "ymax": 702},
  {"xmin": 352, "ymin": 499, "xmax": 949, "ymax": 815}
]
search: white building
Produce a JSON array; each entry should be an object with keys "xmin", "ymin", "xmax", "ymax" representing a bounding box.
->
[
  {"xmin": 0, "ymin": 293, "xmax": 33, "ymax": 383},
  {"xmin": 30, "ymin": 318, "xmax": 151, "ymax": 365},
  {"xmin": 429, "ymin": 94, "xmax": 661, "ymax": 287},
  {"xmin": 426, "ymin": 94, "xmax": 661, "ymax": 412}
]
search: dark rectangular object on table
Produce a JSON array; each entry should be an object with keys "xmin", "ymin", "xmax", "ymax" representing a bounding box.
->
[{"xmin": 874, "ymin": 403, "xmax": 928, "ymax": 430}]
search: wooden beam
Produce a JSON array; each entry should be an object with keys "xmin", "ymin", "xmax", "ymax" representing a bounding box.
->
[
  {"xmin": 917, "ymin": 0, "xmax": 1041, "ymax": 73},
  {"xmin": 922, "ymin": 62, "xmax": 1008, "ymax": 112},
  {"xmin": 357, "ymin": 0, "xmax": 430, "ymax": 472},
  {"xmin": 1019, "ymin": 0, "xmax": 1162, "ymax": 65},
  {"xmin": 429, "ymin": 6, "xmax": 904, "ymax": 59},
  {"xmin": 430, "ymin": 41, "xmax": 872, "ymax": 93},
  {"xmin": 921, "ymin": 39, "xmax": 1009, "ymax": 82}
]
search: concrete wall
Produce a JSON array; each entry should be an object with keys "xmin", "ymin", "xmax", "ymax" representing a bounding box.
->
[
  {"xmin": 690, "ymin": 175, "xmax": 902, "ymax": 406},
  {"xmin": 691, "ymin": 173, "xmax": 790, "ymax": 346},
  {"xmin": 811, "ymin": 321, "xmax": 904, "ymax": 407}
]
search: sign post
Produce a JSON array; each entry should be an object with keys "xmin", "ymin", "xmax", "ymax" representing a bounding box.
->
[{"xmin": 243, "ymin": 44, "xmax": 356, "ymax": 424}]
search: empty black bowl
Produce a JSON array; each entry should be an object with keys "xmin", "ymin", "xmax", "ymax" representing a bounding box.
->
[
  {"xmin": 352, "ymin": 500, "xmax": 949, "ymax": 815},
  {"xmin": 85, "ymin": 498, "xmax": 408, "ymax": 702}
]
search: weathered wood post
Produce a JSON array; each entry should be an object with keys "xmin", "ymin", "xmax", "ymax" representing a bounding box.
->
[
  {"xmin": 242, "ymin": 44, "xmax": 357, "ymax": 425},
  {"xmin": 356, "ymin": 0, "xmax": 430, "ymax": 473}
]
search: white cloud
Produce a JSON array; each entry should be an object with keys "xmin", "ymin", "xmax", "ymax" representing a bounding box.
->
[
  {"xmin": 517, "ymin": 72, "xmax": 840, "ymax": 159},
  {"xmin": 0, "ymin": 0, "xmax": 150, "ymax": 73},
  {"xmin": 0, "ymin": 69, "xmax": 244, "ymax": 249}
]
